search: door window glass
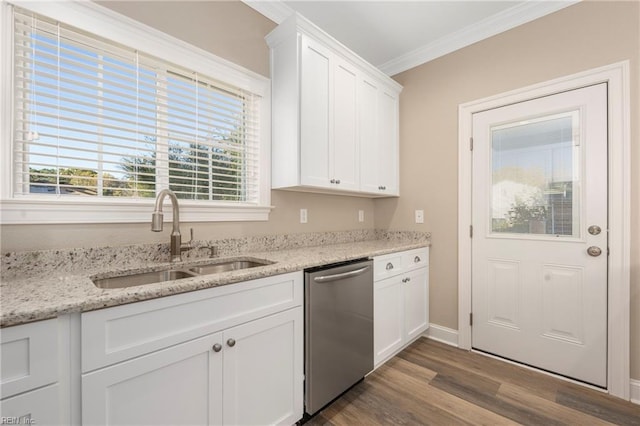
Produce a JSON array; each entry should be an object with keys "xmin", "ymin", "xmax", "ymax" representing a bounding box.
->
[{"xmin": 490, "ymin": 111, "xmax": 580, "ymax": 237}]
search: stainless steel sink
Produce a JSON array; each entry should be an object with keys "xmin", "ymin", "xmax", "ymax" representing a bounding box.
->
[
  {"xmin": 93, "ymin": 269, "xmax": 198, "ymax": 289},
  {"xmin": 188, "ymin": 260, "xmax": 270, "ymax": 275},
  {"xmin": 92, "ymin": 258, "xmax": 273, "ymax": 289}
]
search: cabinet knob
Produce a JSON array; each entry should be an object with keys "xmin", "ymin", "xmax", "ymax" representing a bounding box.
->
[
  {"xmin": 414, "ymin": 256, "xmax": 421, "ymax": 263},
  {"xmin": 227, "ymin": 338, "xmax": 236, "ymax": 347},
  {"xmin": 402, "ymin": 277, "xmax": 411, "ymax": 283},
  {"xmin": 330, "ymin": 179, "xmax": 336, "ymax": 184},
  {"xmin": 379, "ymin": 185, "xmax": 386, "ymax": 190},
  {"xmin": 212, "ymin": 343, "xmax": 222, "ymax": 352},
  {"xmin": 335, "ymin": 179, "xmax": 341, "ymax": 184},
  {"xmin": 386, "ymin": 262, "xmax": 394, "ymax": 270}
]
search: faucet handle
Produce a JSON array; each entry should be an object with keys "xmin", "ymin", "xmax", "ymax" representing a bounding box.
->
[{"xmin": 180, "ymin": 228, "xmax": 194, "ymax": 253}]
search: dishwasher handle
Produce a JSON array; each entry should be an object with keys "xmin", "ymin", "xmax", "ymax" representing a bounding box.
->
[{"xmin": 313, "ymin": 265, "xmax": 370, "ymax": 283}]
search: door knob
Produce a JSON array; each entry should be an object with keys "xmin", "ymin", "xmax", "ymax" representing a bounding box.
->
[
  {"xmin": 588, "ymin": 225, "xmax": 602, "ymax": 235},
  {"xmin": 227, "ymin": 338, "xmax": 236, "ymax": 347},
  {"xmin": 587, "ymin": 246, "xmax": 602, "ymax": 257}
]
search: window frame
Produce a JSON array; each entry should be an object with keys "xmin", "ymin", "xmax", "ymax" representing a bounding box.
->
[{"xmin": 0, "ymin": 1, "xmax": 272, "ymax": 224}]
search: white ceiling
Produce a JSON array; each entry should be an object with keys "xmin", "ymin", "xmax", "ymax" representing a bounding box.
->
[{"xmin": 244, "ymin": 0, "xmax": 578, "ymax": 75}]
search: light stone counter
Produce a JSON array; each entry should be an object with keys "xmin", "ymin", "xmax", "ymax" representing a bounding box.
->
[{"xmin": 0, "ymin": 230, "xmax": 430, "ymax": 327}]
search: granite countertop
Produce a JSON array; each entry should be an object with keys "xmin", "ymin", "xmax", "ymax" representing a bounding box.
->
[{"xmin": 0, "ymin": 231, "xmax": 430, "ymax": 327}]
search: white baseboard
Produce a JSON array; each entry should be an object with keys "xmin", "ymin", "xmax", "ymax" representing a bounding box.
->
[
  {"xmin": 631, "ymin": 379, "xmax": 640, "ymax": 405},
  {"xmin": 423, "ymin": 323, "xmax": 459, "ymax": 347}
]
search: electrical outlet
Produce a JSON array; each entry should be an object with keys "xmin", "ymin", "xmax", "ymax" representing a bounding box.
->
[
  {"xmin": 415, "ymin": 209, "xmax": 424, "ymax": 224},
  {"xmin": 358, "ymin": 210, "xmax": 365, "ymax": 222},
  {"xmin": 300, "ymin": 208, "xmax": 308, "ymax": 224}
]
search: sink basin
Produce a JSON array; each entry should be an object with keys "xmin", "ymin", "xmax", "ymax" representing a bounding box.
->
[
  {"xmin": 188, "ymin": 259, "xmax": 272, "ymax": 275},
  {"xmin": 93, "ymin": 269, "xmax": 197, "ymax": 289},
  {"xmin": 92, "ymin": 258, "xmax": 273, "ymax": 289}
]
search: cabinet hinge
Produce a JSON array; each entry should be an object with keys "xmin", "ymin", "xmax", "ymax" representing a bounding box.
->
[
  {"xmin": 470, "ymin": 313, "xmax": 473, "ymax": 326},
  {"xmin": 470, "ymin": 137, "xmax": 474, "ymax": 151},
  {"xmin": 470, "ymin": 225, "xmax": 473, "ymax": 238}
]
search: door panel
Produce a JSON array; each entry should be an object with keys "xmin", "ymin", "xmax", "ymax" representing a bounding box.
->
[{"xmin": 471, "ymin": 83, "xmax": 607, "ymax": 387}]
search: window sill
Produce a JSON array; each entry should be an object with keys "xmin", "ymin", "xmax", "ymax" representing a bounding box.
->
[{"xmin": 0, "ymin": 198, "xmax": 272, "ymax": 224}]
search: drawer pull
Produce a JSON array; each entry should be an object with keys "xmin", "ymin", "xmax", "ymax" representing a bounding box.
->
[
  {"xmin": 386, "ymin": 262, "xmax": 394, "ymax": 271},
  {"xmin": 227, "ymin": 338, "xmax": 236, "ymax": 347},
  {"xmin": 414, "ymin": 256, "xmax": 421, "ymax": 263},
  {"xmin": 212, "ymin": 343, "xmax": 222, "ymax": 352}
]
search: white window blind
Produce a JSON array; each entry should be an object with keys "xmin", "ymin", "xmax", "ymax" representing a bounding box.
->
[{"xmin": 12, "ymin": 8, "xmax": 262, "ymax": 203}]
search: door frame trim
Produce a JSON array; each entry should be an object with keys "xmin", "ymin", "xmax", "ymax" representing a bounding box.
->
[{"xmin": 457, "ymin": 61, "xmax": 631, "ymax": 399}]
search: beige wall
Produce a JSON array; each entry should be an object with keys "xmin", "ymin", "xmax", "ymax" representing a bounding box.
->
[
  {"xmin": 0, "ymin": 1, "xmax": 375, "ymax": 253},
  {"xmin": 376, "ymin": 0, "xmax": 639, "ymax": 380}
]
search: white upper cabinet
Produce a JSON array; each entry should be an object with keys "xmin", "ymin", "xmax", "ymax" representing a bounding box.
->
[
  {"xmin": 360, "ymin": 78, "xmax": 399, "ymax": 195},
  {"xmin": 267, "ymin": 13, "xmax": 402, "ymax": 197}
]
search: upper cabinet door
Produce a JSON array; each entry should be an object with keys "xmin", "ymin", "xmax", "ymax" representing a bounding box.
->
[
  {"xmin": 332, "ymin": 57, "xmax": 359, "ymax": 191},
  {"xmin": 300, "ymin": 35, "xmax": 332, "ymax": 188},
  {"xmin": 360, "ymin": 79, "xmax": 400, "ymax": 196},
  {"xmin": 377, "ymin": 89, "xmax": 399, "ymax": 195},
  {"xmin": 359, "ymin": 77, "xmax": 381, "ymax": 194}
]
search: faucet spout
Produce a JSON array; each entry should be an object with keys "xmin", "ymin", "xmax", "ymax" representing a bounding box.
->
[{"xmin": 152, "ymin": 189, "xmax": 191, "ymax": 262}]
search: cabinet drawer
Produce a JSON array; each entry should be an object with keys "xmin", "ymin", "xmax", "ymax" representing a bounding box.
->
[
  {"xmin": 1, "ymin": 319, "xmax": 59, "ymax": 399},
  {"xmin": 373, "ymin": 253, "xmax": 403, "ymax": 281},
  {"xmin": 82, "ymin": 271, "xmax": 303, "ymax": 372},
  {"xmin": 403, "ymin": 247, "xmax": 429, "ymax": 272}
]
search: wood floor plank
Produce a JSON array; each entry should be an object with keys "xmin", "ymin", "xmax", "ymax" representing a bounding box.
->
[
  {"xmin": 497, "ymin": 382, "xmax": 617, "ymax": 426},
  {"xmin": 556, "ymin": 385, "xmax": 640, "ymax": 425},
  {"xmin": 381, "ymin": 355, "xmax": 438, "ymax": 383},
  {"xmin": 370, "ymin": 362, "xmax": 519, "ymax": 425},
  {"xmin": 429, "ymin": 373, "xmax": 564, "ymax": 425},
  {"xmin": 406, "ymin": 339, "xmax": 562, "ymax": 402}
]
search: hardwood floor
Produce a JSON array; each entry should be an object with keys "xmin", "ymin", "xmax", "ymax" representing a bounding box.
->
[{"xmin": 306, "ymin": 338, "xmax": 640, "ymax": 425}]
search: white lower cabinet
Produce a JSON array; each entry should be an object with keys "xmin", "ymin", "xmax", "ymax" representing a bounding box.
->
[
  {"xmin": 81, "ymin": 271, "xmax": 304, "ymax": 426},
  {"xmin": 0, "ymin": 316, "xmax": 71, "ymax": 425},
  {"xmin": 374, "ymin": 248, "xmax": 429, "ymax": 367}
]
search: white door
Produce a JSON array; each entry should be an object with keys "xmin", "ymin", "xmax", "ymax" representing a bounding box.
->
[{"xmin": 471, "ymin": 83, "xmax": 608, "ymax": 387}]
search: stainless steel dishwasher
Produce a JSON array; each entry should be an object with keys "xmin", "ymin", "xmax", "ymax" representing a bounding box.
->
[{"xmin": 304, "ymin": 258, "xmax": 373, "ymax": 416}]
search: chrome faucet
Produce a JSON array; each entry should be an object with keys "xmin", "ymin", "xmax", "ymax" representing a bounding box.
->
[{"xmin": 151, "ymin": 189, "xmax": 192, "ymax": 262}]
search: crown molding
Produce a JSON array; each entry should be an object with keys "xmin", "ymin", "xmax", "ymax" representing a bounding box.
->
[
  {"xmin": 379, "ymin": 0, "xmax": 580, "ymax": 76},
  {"xmin": 245, "ymin": 0, "xmax": 579, "ymax": 76},
  {"xmin": 242, "ymin": 0, "xmax": 293, "ymax": 24}
]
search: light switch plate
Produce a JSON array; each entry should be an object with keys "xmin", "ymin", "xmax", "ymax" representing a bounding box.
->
[
  {"xmin": 415, "ymin": 209, "xmax": 424, "ymax": 224},
  {"xmin": 300, "ymin": 208, "xmax": 308, "ymax": 224},
  {"xmin": 358, "ymin": 210, "xmax": 364, "ymax": 222}
]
